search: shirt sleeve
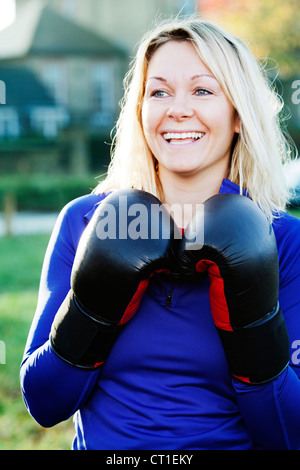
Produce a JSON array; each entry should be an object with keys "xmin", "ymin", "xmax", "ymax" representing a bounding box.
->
[
  {"xmin": 20, "ymin": 198, "xmax": 101, "ymax": 428},
  {"xmin": 232, "ymin": 212, "xmax": 300, "ymax": 450}
]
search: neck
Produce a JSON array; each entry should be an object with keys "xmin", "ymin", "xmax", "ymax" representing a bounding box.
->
[{"xmin": 159, "ymin": 167, "xmax": 227, "ymax": 228}]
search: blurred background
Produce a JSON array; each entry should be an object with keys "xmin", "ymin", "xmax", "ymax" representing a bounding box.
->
[{"xmin": 0, "ymin": 0, "xmax": 299, "ymax": 450}]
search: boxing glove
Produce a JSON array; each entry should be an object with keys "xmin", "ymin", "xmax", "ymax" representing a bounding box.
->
[
  {"xmin": 50, "ymin": 189, "xmax": 180, "ymax": 369},
  {"xmin": 179, "ymin": 193, "xmax": 290, "ymax": 384}
]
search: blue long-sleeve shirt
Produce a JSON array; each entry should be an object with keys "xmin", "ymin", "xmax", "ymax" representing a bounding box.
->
[{"xmin": 20, "ymin": 179, "xmax": 300, "ymax": 450}]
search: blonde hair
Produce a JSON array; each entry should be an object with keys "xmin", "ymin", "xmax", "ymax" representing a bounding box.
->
[{"xmin": 94, "ymin": 15, "xmax": 295, "ymax": 221}]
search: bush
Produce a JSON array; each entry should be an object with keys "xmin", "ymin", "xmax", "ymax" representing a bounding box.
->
[{"xmin": 0, "ymin": 174, "xmax": 101, "ymax": 212}]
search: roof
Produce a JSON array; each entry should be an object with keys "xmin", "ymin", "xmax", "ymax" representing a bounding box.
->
[
  {"xmin": 0, "ymin": 66, "xmax": 56, "ymax": 107},
  {"xmin": 0, "ymin": 0, "xmax": 128, "ymax": 59}
]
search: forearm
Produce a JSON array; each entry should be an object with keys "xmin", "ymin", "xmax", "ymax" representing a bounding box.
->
[
  {"xmin": 233, "ymin": 366, "xmax": 300, "ymax": 450},
  {"xmin": 20, "ymin": 340, "xmax": 99, "ymax": 428},
  {"xmin": 19, "ymin": 195, "xmax": 108, "ymax": 428}
]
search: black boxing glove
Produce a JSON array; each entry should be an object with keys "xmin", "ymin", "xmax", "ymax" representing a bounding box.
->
[
  {"xmin": 50, "ymin": 189, "xmax": 180, "ymax": 369},
  {"xmin": 179, "ymin": 193, "xmax": 290, "ymax": 384}
]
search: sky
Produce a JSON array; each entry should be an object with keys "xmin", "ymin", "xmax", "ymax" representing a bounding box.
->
[{"xmin": 0, "ymin": 0, "xmax": 16, "ymax": 32}]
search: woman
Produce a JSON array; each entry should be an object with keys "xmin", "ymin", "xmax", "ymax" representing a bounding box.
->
[{"xmin": 20, "ymin": 16, "xmax": 300, "ymax": 450}]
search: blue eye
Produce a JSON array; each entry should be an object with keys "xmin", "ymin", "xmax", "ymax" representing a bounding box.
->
[
  {"xmin": 195, "ymin": 88, "xmax": 211, "ymax": 96},
  {"xmin": 151, "ymin": 90, "xmax": 168, "ymax": 98}
]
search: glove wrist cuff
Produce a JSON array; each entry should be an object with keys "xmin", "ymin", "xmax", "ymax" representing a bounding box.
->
[
  {"xmin": 217, "ymin": 304, "xmax": 290, "ymax": 384},
  {"xmin": 50, "ymin": 290, "xmax": 120, "ymax": 369}
]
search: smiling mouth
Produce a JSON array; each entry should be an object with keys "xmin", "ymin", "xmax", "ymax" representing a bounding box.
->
[{"xmin": 163, "ymin": 132, "xmax": 205, "ymax": 144}]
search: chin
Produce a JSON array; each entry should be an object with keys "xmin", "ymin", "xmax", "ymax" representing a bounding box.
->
[{"xmin": 169, "ymin": 164, "xmax": 202, "ymax": 176}]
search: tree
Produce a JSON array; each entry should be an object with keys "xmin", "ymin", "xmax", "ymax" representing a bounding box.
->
[{"xmin": 199, "ymin": 0, "xmax": 300, "ymax": 78}]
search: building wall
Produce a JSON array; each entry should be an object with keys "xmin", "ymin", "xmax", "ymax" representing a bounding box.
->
[{"xmin": 49, "ymin": 0, "xmax": 196, "ymax": 52}]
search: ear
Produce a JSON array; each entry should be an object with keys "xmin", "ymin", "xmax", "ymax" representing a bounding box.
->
[{"xmin": 234, "ymin": 114, "xmax": 240, "ymax": 134}]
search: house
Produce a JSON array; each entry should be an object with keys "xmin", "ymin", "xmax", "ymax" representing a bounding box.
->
[
  {"xmin": 0, "ymin": 0, "xmax": 129, "ymax": 173},
  {"xmin": 0, "ymin": 66, "xmax": 68, "ymax": 140},
  {"xmin": 49, "ymin": 0, "xmax": 196, "ymax": 53}
]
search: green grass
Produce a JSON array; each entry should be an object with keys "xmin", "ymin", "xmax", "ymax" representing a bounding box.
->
[{"xmin": 0, "ymin": 233, "xmax": 74, "ymax": 450}]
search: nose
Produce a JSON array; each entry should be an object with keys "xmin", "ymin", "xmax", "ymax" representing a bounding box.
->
[{"xmin": 166, "ymin": 94, "xmax": 194, "ymax": 121}]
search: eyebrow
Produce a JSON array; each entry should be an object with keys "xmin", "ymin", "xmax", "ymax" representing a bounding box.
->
[
  {"xmin": 191, "ymin": 74, "xmax": 217, "ymax": 81},
  {"xmin": 147, "ymin": 73, "xmax": 217, "ymax": 83}
]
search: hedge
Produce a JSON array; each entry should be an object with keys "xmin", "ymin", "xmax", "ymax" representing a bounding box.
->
[{"xmin": 0, "ymin": 174, "xmax": 101, "ymax": 212}]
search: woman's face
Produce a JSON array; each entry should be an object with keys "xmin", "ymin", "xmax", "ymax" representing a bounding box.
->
[{"xmin": 142, "ymin": 40, "xmax": 240, "ymax": 182}]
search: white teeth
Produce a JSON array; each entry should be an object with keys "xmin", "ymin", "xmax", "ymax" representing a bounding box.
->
[{"xmin": 163, "ymin": 132, "xmax": 204, "ymax": 141}]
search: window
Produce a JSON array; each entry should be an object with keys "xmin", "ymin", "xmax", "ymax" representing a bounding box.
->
[
  {"xmin": 41, "ymin": 64, "xmax": 68, "ymax": 105},
  {"xmin": 90, "ymin": 63, "xmax": 115, "ymax": 126},
  {"xmin": 0, "ymin": 107, "xmax": 20, "ymax": 138},
  {"xmin": 30, "ymin": 107, "xmax": 69, "ymax": 138}
]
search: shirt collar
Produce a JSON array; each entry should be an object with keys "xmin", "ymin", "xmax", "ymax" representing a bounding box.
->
[
  {"xmin": 83, "ymin": 193, "xmax": 109, "ymax": 224},
  {"xmin": 219, "ymin": 178, "xmax": 242, "ymax": 195}
]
